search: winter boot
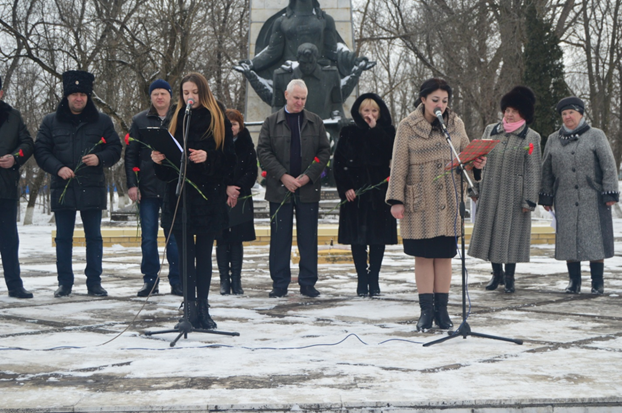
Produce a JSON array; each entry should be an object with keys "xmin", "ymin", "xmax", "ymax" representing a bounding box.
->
[
  {"xmin": 504, "ymin": 264, "xmax": 516, "ymax": 293},
  {"xmin": 216, "ymin": 245, "xmax": 231, "ymax": 295},
  {"xmin": 590, "ymin": 262, "xmax": 604, "ymax": 295},
  {"xmin": 368, "ymin": 270, "xmax": 381, "ymax": 297},
  {"xmin": 175, "ymin": 300, "xmax": 200, "ymax": 330},
  {"xmin": 434, "ymin": 292, "xmax": 453, "ymax": 329},
  {"xmin": 416, "ymin": 293, "xmax": 434, "ymax": 332},
  {"xmin": 565, "ymin": 262, "xmax": 582, "ymax": 294},
  {"xmin": 485, "ymin": 263, "xmax": 505, "ymax": 290},
  {"xmin": 197, "ymin": 298, "xmax": 217, "ymax": 330},
  {"xmin": 352, "ymin": 246, "xmax": 369, "ymax": 296},
  {"xmin": 230, "ymin": 244, "xmax": 244, "ymax": 295}
]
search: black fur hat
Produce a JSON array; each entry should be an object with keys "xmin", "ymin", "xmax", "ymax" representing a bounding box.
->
[
  {"xmin": 500, "ymin": 86, "xmax": 536, "ymax": 124},
  {"xmin": 62, "ymin": 70, "xmax": 94, "ymax": 97}
]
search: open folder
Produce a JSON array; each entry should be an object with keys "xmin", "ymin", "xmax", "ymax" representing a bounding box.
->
[
  {"xmin": 445, "ymin": 139, "xmax": 500, "ymax": 171},
  {"xmin": 139, "ymin": 127, "xmax": 183, "ymax": 167}
]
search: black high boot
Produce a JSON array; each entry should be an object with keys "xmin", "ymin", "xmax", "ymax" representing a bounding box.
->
[
  {"xmin": 504, "ymin": 263, "xmax": 516, "ymax": 293},
  {"xmin": 566, "ymin": 262, "xmax": 582, "ymax": 294},
  {"xmin": 368, "ymin": 245, "xmax": 385, "ymax": 297},
  {"xmin": 216, "ymin": 244, "xmax": 231, "ymax": 295},
  {"xmin": 230, "ymin": 243, "xmax": 244, "ymax": 295},
  {"xmin": 351, "ymin": 245, "xmax": 369, "ymax": 297},
  {"xmin": 416, "ymin": 293, "xmax": 434, "ymax": 332},
  {"xmin": 434, "ymin": 292, "xmax": 453, "ymax": 329},
  {"xmin": 197, "ymin": 298, "xmax": 217, "ymax": 330},
  {"xmin": 485, "ymin": 263, "xmax": 504, "ymax": 290},
  {"xmin": 590, "ymin": 262, "xmax": 604, "ymax": 295}
]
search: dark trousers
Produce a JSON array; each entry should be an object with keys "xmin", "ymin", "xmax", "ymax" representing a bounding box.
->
[
  {"xmin": 269, "ymin": 199, "xmax": 318, "ymax": 290},
  {"xmin": 351, "ymin": 244, "xmax": 385, "ymax": 276},
  {"xmin": 216, "ymin": 241, "xmax": 243, "ymax": 278},
  {"xmin": 173, "ymin": 230, "xmax": 215, "ymax": 301},
  {"xmin": 0, "ymin": 199, "xmax": 23, "ymax": 291},
  {"xmin": 54, "ymin": 209, "xmax": 103, "ymax": 288},
  {"xmin": 139, "ymin": 198, "xmax": 179, "ymax": 285}
]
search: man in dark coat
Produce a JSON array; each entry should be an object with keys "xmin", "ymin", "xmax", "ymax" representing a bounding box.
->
[
  {"xmin": 125, "ymin": 79, "xmax": 181, "ymax": 297},
  {"xmin": 34, "ymin": 70, "xmax": 122, "ymax": 297},
  {"xmin": 257, "ymin": 79, "xmax": 330, "ymax": 298},
  {"xmin": 0, "ymin": 75, "xmax": 35, "ymax": 298}
]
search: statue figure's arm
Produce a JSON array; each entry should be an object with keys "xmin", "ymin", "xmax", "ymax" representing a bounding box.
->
[
  {"xmin": 250, "ymin": 19, "xmax": 285, "ymax": 72},
  {"xmin": 340, "ymin": 58, "xmax": 368, "ymax": 99},
  {"xmin": 232, "ymin": 62, "xmax": 273, "ymax": 105}
]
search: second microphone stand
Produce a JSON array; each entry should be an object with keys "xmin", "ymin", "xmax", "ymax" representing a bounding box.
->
[
  {"xmin": 145, "ymin": 106, "xmax": 239, "ymax": 346},
  {"xmin": 424, "ymin": 115, "xmax": 522, "ymax": 347}
]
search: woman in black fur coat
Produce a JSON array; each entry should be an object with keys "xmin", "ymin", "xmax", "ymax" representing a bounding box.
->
[
  {"xmin": 334, "ymin": 93, "xmax": 397, "ymax": 296},
  {"xmin": 151, "ymin": 73, "xmax": 235, "ymax": 330},
  {"xmin": 216, "ymin": 109, "xmax": 258, "ymax": 295}
]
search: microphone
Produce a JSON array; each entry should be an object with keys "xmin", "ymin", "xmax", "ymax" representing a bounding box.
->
[
  {"xmin": 185, "ymin": 98, "xmax": 194, "ymax": 114},
  {"xmin": 434, "ymin": 107, "xmax": 447, "ymax": 130}
]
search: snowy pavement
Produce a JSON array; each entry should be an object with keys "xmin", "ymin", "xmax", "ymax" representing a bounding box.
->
[{"xmin": 1, "ymin": 223, "xmax": 622, "ymax": 412}]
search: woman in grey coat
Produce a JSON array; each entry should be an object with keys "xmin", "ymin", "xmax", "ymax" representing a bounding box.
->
[
  {"xmin": 468, "ymin": 86, "xmax": 542, "ymax": 293},
  {"xmin": 539, "ymin": 97, "xmax": 619, "ymax": 295}
]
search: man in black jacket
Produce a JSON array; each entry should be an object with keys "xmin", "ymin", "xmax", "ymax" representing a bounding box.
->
[
  {"xmin": 0, "ymin": 75, "xmax": 35, "ymax": 298},
  {"xmin": 34, "ymin": 70, "xmax": 122, "ymax": 297},
  {"xmin": 125, "ymin": 79, "xmax": 181, "ymax": 297}
]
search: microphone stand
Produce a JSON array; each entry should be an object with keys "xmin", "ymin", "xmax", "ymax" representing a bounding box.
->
[
  {"xmin": 424, "ymin": 116, "xmax": 522, "ymax": 347},
  {"xmin": 145, "ymin": 107, "xmax": 239, "ymax": 347}
]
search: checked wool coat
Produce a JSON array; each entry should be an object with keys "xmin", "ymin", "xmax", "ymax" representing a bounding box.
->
[{"xmin": 468, "ymin": 123, "xmax": 542, "ymax": 263}]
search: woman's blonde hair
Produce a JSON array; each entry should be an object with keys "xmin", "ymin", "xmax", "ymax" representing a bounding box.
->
[
  {"xmin": 359, "ymin": 98, "xmax": 381, "ymax": 120},
  {"xmin": 168, "ymin": 72, "xmax": 225, "ymax": 149}
]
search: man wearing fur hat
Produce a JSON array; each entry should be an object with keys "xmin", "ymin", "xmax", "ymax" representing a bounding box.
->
[
  {"xmin": 125, "ymin": 79, "xmax": 181, "ymax": 297},
  {"xmin": 34, "ymin": 70, "xmax": 122, "ymax": 297},
  {"xmin": 468, "ymin": 86, "xmax": 542, "ymax": 294},
  {"xmin": 0, "ymin": 75, "xmax": 35, "ymax": 298}
]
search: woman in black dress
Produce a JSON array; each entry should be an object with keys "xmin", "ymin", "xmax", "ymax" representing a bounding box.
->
[
  {"xmin": 334, "ymin": 93, "xmax": 397, "ymax": 297},
  {"xmin": 151, "ymin": 72, "xmax": 235, "ymax": 329}
]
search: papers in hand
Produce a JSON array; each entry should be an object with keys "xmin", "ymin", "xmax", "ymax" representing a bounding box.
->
[
  {"xmin": 445, "ymin": 139, "xmax": 500, "ymax": 171},
  {"xmin": 140, "ymin": 128, "xmax": 182, "ymax": 166}
]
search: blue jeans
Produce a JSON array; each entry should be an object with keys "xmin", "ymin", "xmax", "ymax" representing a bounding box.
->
[
  {"xmin": 0, "ymin": 199, "xmax": 23, "ymax": 291},
  {"xmin": 139, "ymin": 197, "xmax": 179, "ymax": 285},
  {"xmin": 54, "ymin": 209, "xmax": 103, "ymax": 288}
]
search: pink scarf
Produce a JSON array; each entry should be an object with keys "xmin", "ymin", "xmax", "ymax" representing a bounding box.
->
[{"xmin": 503, "ymin": 118, "xmax": 526, "ymax": 133}]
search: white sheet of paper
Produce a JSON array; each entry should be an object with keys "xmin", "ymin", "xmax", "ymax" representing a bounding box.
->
[
  {"xmin": 548, "ymin": 209, "xmax": 556, "ymax": 230},
  {"xmin": 470, "ymin": 198, "xmax": 477, "ymax": 224},
  {"xmin": 169, "ymin": 131, "xmax": 183, "ymax": 152}
]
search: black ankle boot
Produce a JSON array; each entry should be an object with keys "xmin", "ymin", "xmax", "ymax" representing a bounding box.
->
[
  {"xmin": 434, "ymin": 293, "xmax": 453, "ymax": 329},
  {"xmin": 416, "ymin": 293, "xmax": 434, "ymax": 331},
  {"xmin": 356, "ymin": 272, "xmax": 369, "ymax": 297},
  {"xmin": 486, "ymin": 263, "xmax": 504, "ymax": 290},
  {"xmin": 590, "ymin": 262, "xmax": 604, "ymax": 295},
  {"xmin": 197, "ymin": 299, "xmax": 217, "ymax": 330},
  {"xmin": 504, "ymin": 264, "xmax": 516, "ymax": 293},
  {"xmin": 186, "ymin": 300, "xmax": 200, "ymax": 329},
  {"xmin": 566, "ymin": 262, "xmax": 582, "ymax": 294},
  {"xmin": 368, "ymin": 270, "xmax": 381, "ymax": 297}
]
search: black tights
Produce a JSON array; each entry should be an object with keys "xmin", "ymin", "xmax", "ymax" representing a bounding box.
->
[
  {"xmin": 173, "ymin": 231, "xmax": 215, "ymax": 301},
  {"xmin": 351, "ymin": 244, "xmax": 386, "ymax": 276}
]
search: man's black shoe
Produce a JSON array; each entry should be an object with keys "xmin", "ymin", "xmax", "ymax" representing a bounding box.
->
[
  {"xmin": 300, "ymin": 285, "xmax": 320, "ymax": 298},
  {"xmin": 54, "ymin": 285, "xmax": 72, "ymax": 297},
  {"xmin": 268, "ymin": 288, "xmax": 288, "ymax": 298},
  {"xmin": 8, "ymin": 287, "xmax": 34, "ymax": 299},
  {"xmin": 137, "ymin": 282, "xmax": 158, "ymax": 297},
  {"xmin": 87, "ymin": 284, "xmax": 108, "ymax": 297},
  {"xmin": 170, "ymin": 284, "xmax": 183, "ymax": 296}
]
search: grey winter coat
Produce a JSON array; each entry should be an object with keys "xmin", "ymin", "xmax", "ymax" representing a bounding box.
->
[
  {"xmin": 539, "ymin": 124, "xmax": 619, "ymax": 261},
  {"xmin": 468, "ymin": 123, "xmax": 542, "ymax": 263}
]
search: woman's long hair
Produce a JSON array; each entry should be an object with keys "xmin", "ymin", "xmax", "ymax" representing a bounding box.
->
[{"xmin": 168, "ymin": 72, "xmax": 225, "ymax": 150}]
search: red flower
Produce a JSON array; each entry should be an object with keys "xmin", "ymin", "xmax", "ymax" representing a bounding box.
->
[
  {"xmin": 386, "ymin": 176, "xmax": 390, "ymax": 182},
  {"xmin": 125, "ymin": 133, "xmax": 130, "ymax": 146},
  {"xmin": 132, "ymin": 167, "xmax": 140, "ymax": 172},
  {"xmin": 314, "ymin": 156, "xmax": 320, "ymax": 163},
  {"xmin": 528, "ymin": 143, "xmax": 534, "ymax": 155},
  {"xmin": 261, "ymin": 171, "xmax": 267, "ymax": 178},
  {"xmin": 18, "ymin": 149, "xmax": 24, "ymax": 157},
  {"xmin": 100, "ymin": 137, "xmax": 107, "ymax": 144}
]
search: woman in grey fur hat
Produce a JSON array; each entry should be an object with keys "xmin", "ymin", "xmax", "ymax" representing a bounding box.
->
[
  {"xmin": 468, "ymin": 86, "xmax": 542, "ymax": 294},
  {"xmin": 539, "ymin": 97, "xmax": 619, "ymax": 295}
]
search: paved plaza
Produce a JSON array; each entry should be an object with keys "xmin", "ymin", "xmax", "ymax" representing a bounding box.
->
[{"xmin": 1, "ymin": 223, "xmax": 622, "ymax": 412}]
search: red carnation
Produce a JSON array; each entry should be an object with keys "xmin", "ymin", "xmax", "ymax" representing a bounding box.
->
[
  {"xmin": 261, "ymin": 171, "xmax": 267, "ymax": 178},
  {"xmin": 386, "ymin": 176, "xmax": 390, "ymax": 182},
  {"xmin": 125, "ymin": 133, "xmax": 130, "ymax": 145},
  {"xmin": 100, "ymin": 137, "xmax": 107, "ymax": 144},
  {"xmin": 314, "ymin": 156, "xmax": 320, "ymax": 163},
  {"xmin": 18, "ymin": 149, "xmax": 24, "ymax": 157},
  {"xmin": 528, "ymin": 143, "xmax": 534, "ymax": 155},
  {"xmin": 133, "ymin": 167, "xmax": 140, "ymax": 172}
]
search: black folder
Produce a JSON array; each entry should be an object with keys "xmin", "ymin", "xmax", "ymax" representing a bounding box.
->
[{"xmin": 139, "ymin": 127, "xmax": 183, "ymax": 166}]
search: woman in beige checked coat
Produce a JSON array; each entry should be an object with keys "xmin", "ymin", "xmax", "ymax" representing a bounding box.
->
[{"xmin": 386, "ymin": 78, "xmax": 485, "ymax": 331}]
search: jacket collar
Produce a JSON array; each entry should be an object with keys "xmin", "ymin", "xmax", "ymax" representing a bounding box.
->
[
  {"xmin": 55, "ymin": 97, "xmax": 99, "ymax": 124},
  {"xmin": 276, "ymin": 107, "xmax": 311, "ymax": 128}
]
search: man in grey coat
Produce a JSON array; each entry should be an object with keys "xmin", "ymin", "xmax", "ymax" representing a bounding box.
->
[
  {"xmin": 0, "ymin": 75, "xmax": 35, "ymax": 298},
  {"xmin": 257, "ymin": 79, "xmax": 330, "ymax": 298},
  {"xmin": 540, "ymin": 96, "xmax": 619, "ymax": 295}
]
